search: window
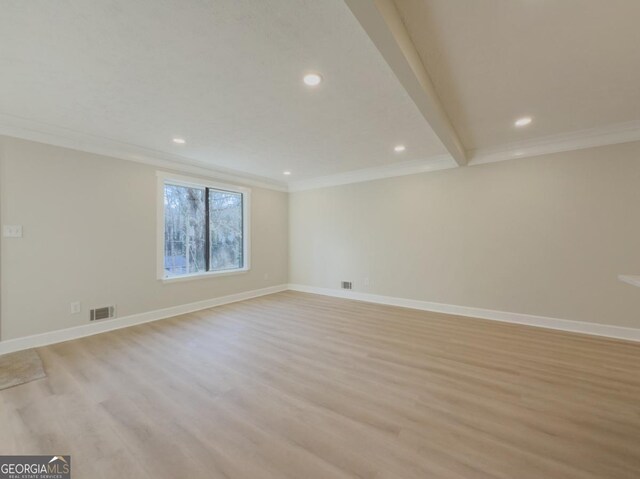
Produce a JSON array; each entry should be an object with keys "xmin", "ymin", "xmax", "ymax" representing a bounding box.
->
[{"xmin": 158, "ymin": 173, "xmax": 250, "ymax": 280}]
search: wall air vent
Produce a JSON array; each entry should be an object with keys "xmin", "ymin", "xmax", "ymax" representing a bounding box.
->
[
  {"xmin": 341, "ymin": 281, "xmax": 353, "ymax": 290},
  {"xmin": 90, "ymin": 306, "xmax": 116, "ymax": 321}
]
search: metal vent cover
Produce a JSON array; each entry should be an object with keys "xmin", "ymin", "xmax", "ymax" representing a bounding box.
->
[
  {"xmin": 341, "ymin": 281, "xmax": 353, "ymax": 290},
  {"xmin": 90, "ymin": 306, "xmax": 116, "ymax": 321}
]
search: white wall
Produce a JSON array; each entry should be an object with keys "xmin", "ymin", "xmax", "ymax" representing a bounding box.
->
[
  {"xmin": 0, "ymin": 137, "xmax": 288, "ymax": 340},
  {"xmin": 2, "ymin": 136, "xmax": 639, "ymax": 342},
  {"xmin": 289, "ymin": 141, "xmax": 640, "ymax": 329}
]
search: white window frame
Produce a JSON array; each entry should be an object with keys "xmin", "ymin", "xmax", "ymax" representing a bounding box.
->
[{"xmin": 157, "ymin": 171, "xmax": 251, "ymax": 283}]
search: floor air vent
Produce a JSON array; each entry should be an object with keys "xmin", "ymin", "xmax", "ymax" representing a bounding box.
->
[
  {"xmin": 90, "ymin": 306, "xmax": 116, "ymax": 321},
  {"xmin": 341, "ymin": 281, "xmax": 353, "ymax": 290}
]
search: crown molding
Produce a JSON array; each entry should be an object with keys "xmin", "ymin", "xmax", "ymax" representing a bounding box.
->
[
  {"xmin": 3, "ymin": 113, "xmax": 639, "ymax": 194},
  {"xmin": 288, "ymin": 155, "xmax": 456, "ymax": 192},
  {"xmin": 468, "ymin": 120, "xmax": 640, "ymax": 166},
  {"xmin": 0, "ymin": 113, "xmax": 288, "ymax": 192},
  {"xmin": 289, "ymin": 121, "xmax": 640, "ymax": 192}
]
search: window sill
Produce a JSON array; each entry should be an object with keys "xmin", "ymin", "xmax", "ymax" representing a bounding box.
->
[{"xmin": 160, "ymin": 268, "xmax": 250, "ymax": 284}]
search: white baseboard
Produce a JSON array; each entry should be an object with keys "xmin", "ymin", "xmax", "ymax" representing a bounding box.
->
[
  {"xmin": 0, "ymin": 284, "xmax": 288, "ymax": 356},
  {"xmin": 2, "ymin": 282, "xmax": 637, "ymax": 356},
  {"xmin": 288, "ymin": 284, "xmax": 640, "ymax": 343}
]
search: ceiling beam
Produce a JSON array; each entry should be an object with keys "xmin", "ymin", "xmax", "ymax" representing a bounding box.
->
[{"xmin": 344, "ymin": 0, "xmax": 467, "ymax": 166}]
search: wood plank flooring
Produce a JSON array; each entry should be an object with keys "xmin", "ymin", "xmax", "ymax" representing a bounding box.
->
[{"xmin": 1, "ymin": 291, "xmax": 639, "ymax": 478}]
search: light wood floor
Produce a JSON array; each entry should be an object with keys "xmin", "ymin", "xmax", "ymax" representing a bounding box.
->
[{"xmin": 1, "ymin": 291, "xmax": 639, "ymax": 478}]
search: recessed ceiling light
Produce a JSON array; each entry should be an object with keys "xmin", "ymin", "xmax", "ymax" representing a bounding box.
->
[
  {"xmin": 172, "ymin": 138, "xmax": 186, "ymax": 144},
  {"xmin": 303, "ymin": 73, "xmax": 322, "ymax": 87},
  {"xmin": 514, "ymin": 117, "xmax": 532, "ymax": 127},
  {"xmin": 283, "ymin": 171, "xmax": 291, "ymax": 176},
  {"xmin": 394, "ymin": 145, "xmax": 406, "ymax": 152}
]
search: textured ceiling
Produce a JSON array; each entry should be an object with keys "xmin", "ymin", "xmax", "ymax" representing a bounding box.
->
[
  {"xmin": 0, "ymin": 0, "xmax": 447, "ymax": 182},
  {"xmin": 394, "ymin": 0, "xmax": 640, "ymax": 151},
  {"xmin": 3, "ymin": 0, "xmax": 638, "ymax": 186}
]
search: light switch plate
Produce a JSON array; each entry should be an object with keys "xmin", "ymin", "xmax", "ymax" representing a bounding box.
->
[{"xmin": 2, "ymin": 225, "xmax": 23, "ymax": 238}]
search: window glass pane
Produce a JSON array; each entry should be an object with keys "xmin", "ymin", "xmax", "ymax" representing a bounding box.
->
[
  {"xmin": 164, "ymin": 184, "xmax": 206, "ymax": 277},
  {"xmin": 209, "ymin": 189, "xmax": 243, "ymax": 271}
]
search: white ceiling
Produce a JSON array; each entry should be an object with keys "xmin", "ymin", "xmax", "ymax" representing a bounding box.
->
[
  {"xmin": 0, "ymin": 0, "xmax": 448, "ymax": 185},
  {"xmin": 2, "ymin": 0, "xmax": 639, "ymax": 189},
  {"xmin": 394, "ymin": 0, "xmax": 640, "ymax": 152}
]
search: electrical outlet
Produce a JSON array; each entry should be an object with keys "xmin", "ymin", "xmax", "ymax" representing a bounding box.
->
[
  {"xmin": 2, "ymin": 225, "xmax": 23, "ymax": 238},
  {"xmin": 364, "ymin": 277, "xmax": 370, "ymax": 287},
  {"xmin": 263, "ymin": 273, "xmax": 270, "ymax": 280},
  {"xmin": 70, "ymin": 302, "xmax": 81, "ymax": 314}
]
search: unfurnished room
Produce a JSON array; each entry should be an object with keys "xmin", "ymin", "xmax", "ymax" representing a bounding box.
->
[{"xmin": 0, "ymin": 1, "xmax": 639, "ymax": 478}]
